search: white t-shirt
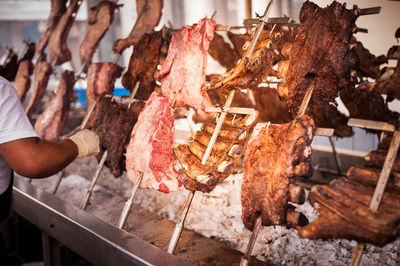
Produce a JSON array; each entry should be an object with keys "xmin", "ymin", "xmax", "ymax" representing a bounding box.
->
[{"xmin": 0, "ymin": 76, "xmax": 38, "ymax": 194}]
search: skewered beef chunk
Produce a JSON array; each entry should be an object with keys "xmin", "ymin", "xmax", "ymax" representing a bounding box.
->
[
  {"xmin": 298, "ymin": 179, "xmax": 400, "ymax": 246},
  {"xmin": 94, "ymin": 98, "xmax": 145, "ymax": 178},
  {"xmin": 350, "ymin": 39, "xmax": 387, "ymax": 79},
  {"xmin": 80, "ymin": 1, "xmax": 117, "ymax": 72},
  {"xmin": 253, "ymin": 86, "xmax": 291, "ymax": 123},
  {"xmin": 205, "ymin": 27, "xmax": 276, "ymax": 97},
  {"xmin": 174, "ymin": 111, "xmax": 258, "ymax": 193},
  {"xmin": 346, "ymin": 165, "xmax": 400, "ymax": 193},
  {"xmin": 241, "ymin": 115, "xmax": 314, "ymax": 230},
  {"xmin": 0, "ymin": 49, "xmax": 18, "ymax": 81},
  {"xmin": 34, "ymin": 70, "xmax": 75, "ymax": 141},
  {"xmin": 122, "ymin": 31, "xmax": 162, "ymax": 100},
  {"xmin": 365, "ymin": 150, "xmax": 400, "ymax": 173},
  {"xmin": 36, "ymin": 0, "xmax": 67, "ymax": 57},
  {"xmin": 48, "ymin": 0, "xmax": 83, "ymax": 66},
  {"xmin": 227, "ymin": 32, "xmax": 251, "ymax": 58},
  {"xmin": 81, "ymin": 62, "xmax": 123, "ymax": 129},
  {"xmin": 340, "ymin": 87, "xmax": 399, "ymax": 126},
  {"xmin": 25, "ymin": 60, "xmax": 52, "ymax": 119},
  {"xmin": 14, "ymin": 60, "xmax": 34, "ymax": 102},
  {"xmin": 208, "ymin": 32, "xmax": 239, "ymax": 70},
  {"xmin": 277, "ymin": 1, "xmax": 358, "ymax": 114},
  {"xmin": 374, "ymin": 61, "xmax": 400, "ymax": 102},
  {"xmin": 158, "ymin": 17, "xmax": 215, "ymax": 112},
  {"xmin": 126, "ymin": 91, "xmax": 180, "ymax": 193},
  {"xmin": 307, "ymin": 102, "xmax": 353, "ymax": 138},
  {"xmin": 112, "ymin": 0, "xmax": 163, "ymax": 54}
]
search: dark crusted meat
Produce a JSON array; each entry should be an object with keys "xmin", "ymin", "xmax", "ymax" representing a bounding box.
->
[
  {"xmin": 307, "ymin": 102, "xmax": 353, "ymax": 138},
  {"xmin": 25, "ymin": 59, "xmax": 52, "ymax": 119},
  {"xmin": 208, "ymin": 32, "xmax": 239, "ymax": 70},
  {"xmin": 241, "ymin": 115, "xmax": 314, "ymax": 230},
  {"xmin": 93, "ymin": 98, "xmax": 145, "ymax": 178},
  {"xmin": 36, "ymin": 0, "xmax": 67, "ymax": 57},
  {"xmin": 80, "ymin": 1, "xmax": 117, "ymax": 72},
  {"xmin": 48, "ymin": 0, "xmax": 82, "ymax": 65},
  {"xmin": 0, "ymin": 49, "xmax": 18, "ymax": 81},
  {"xmin": 374, "ymin": 60, "xmax": 400, "ymax": 102},
  {"xmin": 227, "ymin": 31, "xmax": 251, "ymax": 58},
  {"xmin": 277, "ymin": 1, "xmax": 358, "ymax": 114},
  {"xmin": 122, "ymin": 31, "xmax": 162, "ymax": 100},
  {"xmin": 112, "ymin": 0, "xmax": 163, "ymax": 54},
  {"xmin": 174, "ymin": 112, "xmax": 258, "ymax": 193},
  {"xmin": 34, "ymin": 70, "xmax": 75, "ymax": 141}
]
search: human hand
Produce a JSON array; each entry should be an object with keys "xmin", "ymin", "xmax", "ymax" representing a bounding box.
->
[{"xmin": 68, "ymin": 129, "xmax": 100, "ymax": 158}]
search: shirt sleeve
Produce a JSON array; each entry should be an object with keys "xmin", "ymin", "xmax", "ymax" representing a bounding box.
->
[{"xmin": 0, "ymin": 79, "xmax": 38, "ymax": 144}]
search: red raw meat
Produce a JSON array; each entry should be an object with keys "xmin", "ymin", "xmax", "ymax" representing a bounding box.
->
[
  {"xmin": 158, "ymin": 17, "xmax": 215, "ymax": 113},
  {"xmin": 126, "ymin": 91, "xmax": 180, "ymax": 193}
]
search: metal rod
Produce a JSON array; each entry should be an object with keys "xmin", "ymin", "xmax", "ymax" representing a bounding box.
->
[
  {"xmin": 167, "ymin": 190, "xmax": 195, "ymax": 254},
  {"xmin": 328, "ymin": 136, "xmax": 342, "ymax": 176},
  {"xmin": 80, "ymin": 102, "xmax": 97, "ymax": 130},
  {"xmin": 117, "ymin": 172, "xmax": 143, "ymax": 229},
  {"xmin": 349, "ymin": 130, "xmax": 400, "ymax": 265},
  {"xmin": 359, "ymin": 7, "xmax": 381, "ymax": 16},
  {"xmin": 49, "ymin": 170, "xmax": 64, "ymax": 195},
  {"xmin": 201, "ymin": 89, "xmax": 236, "ymax": 165},
  {"xmin": 240, "ymin": 216, "xmax": 262, "ymax": 266},
  {"xmin": 79, "ymin": 151, "xmax": 108, "ymax": 210}
]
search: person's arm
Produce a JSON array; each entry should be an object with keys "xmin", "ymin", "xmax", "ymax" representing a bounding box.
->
[{"xmin": 0, "ymin": 137, "xmax": 78, "ymax": 178}]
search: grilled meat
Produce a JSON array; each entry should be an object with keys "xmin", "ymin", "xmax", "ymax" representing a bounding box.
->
[
  {"xmin": 253, "ymin": 86, "xmax": 291, "ymax": 123},
  {"xmin": 14, "ymin": 60, "xmax": 34, "ymax": 102},
  {"xmin": 208, "ymin": 32, "xmax": 239, "ymax": 70}
]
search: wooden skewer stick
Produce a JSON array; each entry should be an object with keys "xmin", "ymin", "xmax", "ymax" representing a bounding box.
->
[
  {"xmin": 80, "ymin": 150, "xmax": 108, "ymax": 210},
  {"xmin": 350, "ymin": 130, "xmax": 400, "ymax": 265},
  {"xmin": 50, "ymin": 170, "xmax": 64, "ymax": 195},
  {"xmin": 347, "ymin": 118, "xmax": 395, "ymax": 132},
  {"xmin": 118, "ymin": 172, "xmax": 143, "ymax": 229}
]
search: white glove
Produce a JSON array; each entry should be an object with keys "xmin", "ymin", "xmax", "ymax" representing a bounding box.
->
[{"xmin": 68, "ymin": 129, "xmax": 100, "ymax": 158}]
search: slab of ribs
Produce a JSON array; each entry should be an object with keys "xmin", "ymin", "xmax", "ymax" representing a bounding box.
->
[
  {"xmin": 81, "ymin": 62, "xmax": 123, "ymax": 129},
  {"xmin": 174, "ymin": 111, "xmax": 258, "ymax": 193},
  {"xmin": 25, "ymin": 59, "xmax": 53, "ymax": 119},
  {"xmin": 48, "ymin": 0, "xmax": 82, "ymax": 66},
  {"xmin": 34, "ymin": 70, "xmax": 75, "ymax": 141},
  {"xmin": 112, "ymin": 0, "xmax": 163, "ymax": 54},
  {"xmin": 277, "ymin": 1, "xmax": 358, "ymax": 115},
  {"xmin": 14, "ymin": 60, "xmax": 34, "ymax": 102},
  {"xmin": 126, "ymin": 91, "xmax": 180, "ymax": 193},
  {"xmin": 307, "ymin": 102, "xmax": 353, "ymax": 138},
  {"xmin": 241, "ymin": 115, "xmax": 314, "ymax": 230},
  {"xmin": 93, "ymin": 98, "xmax": 145, "ymax": 178},
  {"xmin": 158, "ymin": 17, "xmax": 215, "ymax": 113},
  {"xmin": 122, "ymin": 31, "xmax": 163, "ymax": 100},
  {"xmin": 36, "ymin": 0, "xmax": 67, "ymax": 58},
  {"xmin": 80, "ymin": 0, "xmax": 117, "ymax": 73}
]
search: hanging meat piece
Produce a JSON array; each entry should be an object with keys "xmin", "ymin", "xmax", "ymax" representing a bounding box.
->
[
  {"xmin": 25, "ymin": 59, "xmax": 52, "ymax": 119},
  {"xmin": 113, "ymin": 0, "xmax": 163, "ymax": 54},
  {"xmin": 34, "ymin": 70, "xmax": 75, "ymax": 141},
  {"xmin": 19, "ymin": 41, "xmax": 36, "ymax": 62},
  {"xmin": 208, "ymin": 32, "xmax": 239, "ymax": 70},
  {"xmin": 0, "ymin": 49, "xmax": 18, "ymax": 82},
  {"xmin": 204, "ymin": 27, "xmax": 276, "ymax": 97},
  {"xmin": 48, "ymin": 0, "xmax": 83, "ymax": 66},
  {"xmin": 80, "ymin": 1, "xmax": 117, "ymax": 72},
  {"xmin": 126, "ymin": 91, "xmax": 180, "ymax": 193},
  {"xmin": 241, "ymin": 115, "xmax": 314, "ymax": 230},
  {"xmin": 122, "ymin": 31, "xmax": 162, "ymax": 100},
  {"xmin": 364, "ymin": 150, "xmax": 400, "ymax": 173},
  {"xmin": 14, "ymin": 60, "xmax": 34, "ymax": 102},
  {"xmin": 346, "ymin": 165, "xmax": 400, "ymax": 193},
  {"xmin": 298, "ymin": 179, "xmax": 400, "ymax": 246},
  {"xmin": 307, "ymin": 102, "xmax": 353, "ymax": 138},
  {"xmin": 82, "ymin": 62, "xmax": 123, "ymax": 129},
  {"xmin": 158, "ymin": 17, "xmax": 216, "ymax": 112},
  {"xmin": 277, "ymin": 1, "xmax": 358, "ymax": 114},
  {"xmin": 36, "ymin": 0, "xmax": 67, "ymax": 57},
  {"xmin": 340, "ymin": 87, "xmax": 399, "ymax": 126},
  {"xmin": 252, "ymin": 86, "xmax": 291, "ymax": 123},
  {"xmin": 174, "ymin": 111, "xmax": 258, "ymax": 193},
  {"xmin": 374, "ymin": 61, "xmax": 400, "ymax": 102},
  {"xmin": 387, "ymin": 46, "xmax": 400, "ymax": 60},
  {"xmin": 227, "ymin": 31, "xmax": 251, "ymax": 57},
  {"xmin": 93, "ymin": 98, "xmax": 145, "ymax": 178},
  {"xmin": 350, "ymin": 39, "xmax": 387, "ymax": 79}
]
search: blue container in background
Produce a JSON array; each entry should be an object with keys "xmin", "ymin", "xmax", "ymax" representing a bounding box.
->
[{"xmin": 74, "ymin": 87, "xmax": 131, "ymax": 110}]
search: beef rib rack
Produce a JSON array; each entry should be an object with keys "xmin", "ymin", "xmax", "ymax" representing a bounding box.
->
[
  {"xmin": 125, "ymin": 91, "xmax": 180, "ymax": 193},
  {"xmin": 174, "ymin": 111, "xmax": 258, "ymax": 193},
  {"xmin": 241, "ymin": 115, "xmax": 315, "ymax": 230}
]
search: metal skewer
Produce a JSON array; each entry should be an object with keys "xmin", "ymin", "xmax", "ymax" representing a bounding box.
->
[
  {"xmin": 328, "ymin": 136, "xmax": 342, "ymax": 176},
  {"xmin": 118, "ymin": 172, "xmax": 143, "ymax": 229}
]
